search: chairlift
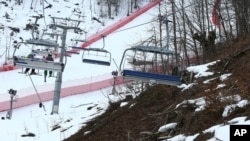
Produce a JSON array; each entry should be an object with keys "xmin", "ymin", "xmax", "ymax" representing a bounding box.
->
[
  {"xmin": 12, "ymin": 40, "xmax": 64, "ymax": 73},
  {"xmin": 13, "ymin": 56, "xmax": 64, "ymax": 72},
  {"xmin": 119, "ymin": 46, "xmax": 183, "ymax": 86},
  {"xmin": 71, "ymin": 47, "xmax": 111, "ymax": 66},
  {"xmin": 71, "ymin": 36, "xmax": 111, "ymax": 66}
]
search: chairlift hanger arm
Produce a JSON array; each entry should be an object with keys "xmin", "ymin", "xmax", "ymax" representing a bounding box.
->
[
  {"xmin": 31, "ymin": 15, "xmax": 44, "ymax": 24},
  {"xmin": 119, "ymin": 48, "xmax": 131, "ymax": 71},
  {"xmin": 12, "ymin": 41, "xmax": 24, "ymax": 59},
  {"xmin": 101, "ymin": 35, "xmax": 106, "ymax": 49}
]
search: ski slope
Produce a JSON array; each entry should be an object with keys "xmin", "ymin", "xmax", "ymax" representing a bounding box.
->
[{"xmin": 0, "ymin": 0, "xmax": 161, "ymax": 111}]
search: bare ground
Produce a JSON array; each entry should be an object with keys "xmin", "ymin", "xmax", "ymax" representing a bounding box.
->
[{"xmin": 65, "ymin": 34, "xmax": 250, "ymax": 141}]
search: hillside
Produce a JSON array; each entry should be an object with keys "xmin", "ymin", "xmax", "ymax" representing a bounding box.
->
[
  {"xmin": 1, "ymin": 1, "xmax": 250, "ymax": 141},
  {"xmin": 65, "ymin": 35, "xmax": 250, "ymax": 141}
]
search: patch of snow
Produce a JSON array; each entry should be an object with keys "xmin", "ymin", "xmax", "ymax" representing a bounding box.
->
[
  {"xmin": 203, "ymin": 77, "xmax": 216, "ymax": 84},
  {"xmin": 219, "ymin": 94, "xmax": 241, "ymax": 102},
  {"xmin": 178, "ymin": 83, "xmax": 197, "ymax": 92},
  {"xmin": 158, "ymin": 122, "xmax": 177, "ymax": 133},
  {"xmin": 187, "ymin": 60, "xmax": 219, "ymax": 78},
  {"xmin": 215, "ymin": 84, "xmax": 226, "ymax": 89},
  {"xmin": 222, "ymin": 100, "xmax": 249, "ymax": 117},
  {"xmin": 120, "ymin": 102, "xmax": 128, "ymax": 107},
  {"xmin": 220, "ymin": 73, "xmax": 232, "ymax": 81},
  {"xmin": 175, "ymin": 97, "xmax": 206, "ymax": 112}
]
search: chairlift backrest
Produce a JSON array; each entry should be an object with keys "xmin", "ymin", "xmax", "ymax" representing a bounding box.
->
[
  {"xmin": 13, "ymin": 39, "xmax": 63, "ymax": 72},
  {"xmin": 25, "ymin": 39, "xmax": 59, "ymax": 48},
  {"xmin": 31, "ymin": 49, "xmax": 57, "ymax": 58},
  {"xmin": 71, "ymin": 46, "xmax": 111, "ymax": 66},
  {"xmin": 119, "ymin": 46, "xmax": 175, "ymax": 70}
]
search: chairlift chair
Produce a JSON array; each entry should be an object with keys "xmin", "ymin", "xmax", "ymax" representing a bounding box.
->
[
  {"xmin": 71, "ymin": 47, "xmax": 111, "ymax": 66},
  {"xmin": 70, "ymin": 35, "xmax": 111, "ymax": 66},
  {"xmin": 13, "ymin": 39, "xmax": 64, "ymax": 73},
  {"xmin": 13, "ymin": 56, "xmax": 64, "ymax": 72},
  {"xmin": 119, "ymin": 46, "xmax": 183, "ymax": 86}
]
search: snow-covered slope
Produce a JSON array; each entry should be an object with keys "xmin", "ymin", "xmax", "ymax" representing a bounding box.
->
[{"xmin": 0, "ymin": 0, "xmax": 161, "ymax": 140}]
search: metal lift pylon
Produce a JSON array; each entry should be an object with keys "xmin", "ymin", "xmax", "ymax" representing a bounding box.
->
[{"xmin": 49, "ymin": 17, "xmax": 83, "ymax": 114}]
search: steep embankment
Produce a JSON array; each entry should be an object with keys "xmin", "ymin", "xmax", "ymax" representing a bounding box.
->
[{"xmin": 65, "ymin": 35, "xmax": 250, "ymax": 141}]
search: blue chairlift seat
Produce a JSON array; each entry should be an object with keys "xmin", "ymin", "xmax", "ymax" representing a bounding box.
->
[
  {"xmin": 14, "ymin": 56, "xmax": 64, "ymax": 72},
  {"xmin": 122, "ymin": 69, "xmax": 182, "ymax": 86}
]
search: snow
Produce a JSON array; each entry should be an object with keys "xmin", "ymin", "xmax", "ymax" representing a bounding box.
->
[
  {"xmin": 0, "ymin": 1, "xmax": 250, "ymax": 141},
  {"xmin": 222, "ymin": 100, "xmax": 249, "ymax": 117},
  {"xmin": 215, "ymin": 83, "xmax": 226, "ymax": 89},
  {"xmin": 120, "ymin": 101, "xmax": 128, "ymax": 107},
  {"xmin": 0, "ymin": 89, "xmax": 111, "ymax": 141},
  {"xmin": 186, "ymin": 60, "xmax": 219, "ymax": 78},
  {"xmin": 158, "ymin": 122, "xmax": 177, "ymax": 133},
  {"xmin": 175, "ymin": 97, "xmax": 206, "ymax": 112},
  {"xmin": 220, "ymin": 73, "xmax": 232, "ymax": 81}
]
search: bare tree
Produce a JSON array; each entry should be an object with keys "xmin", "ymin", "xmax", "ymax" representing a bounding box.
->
[
  {"xmin": 169, "ymin": 0, "xmax": 178, "ymax": 64},
  {"xmin": 231, "ymin": 0, "xmax": 250, "ymax": 37},
  {"xmin": 179, "ymin": 0, "xmax": 189, "ymax": 66}
]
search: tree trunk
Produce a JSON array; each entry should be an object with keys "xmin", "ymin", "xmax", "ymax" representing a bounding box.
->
[
  {"xmin": 180, "ymin": 0, "xmax": 189, "ymax": 67},
  {"xmin": 171, "ymin": 0, "xmax": 178, "ymax": 65}
]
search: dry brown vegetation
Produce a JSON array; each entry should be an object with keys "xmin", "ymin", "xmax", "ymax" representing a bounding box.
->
[{"xmin": 65, "ymin": 34, "xmax": 250, "ymax": 141}]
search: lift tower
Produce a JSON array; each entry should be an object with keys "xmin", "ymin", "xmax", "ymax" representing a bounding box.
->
[{"xmin": 49, "ymin": 17, "xmax": 82, "ymax": 114}]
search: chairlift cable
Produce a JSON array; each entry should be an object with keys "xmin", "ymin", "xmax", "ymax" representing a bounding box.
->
[
  {"xmin": 0, "ymin": 50, "xmax": 6, "ymax": 59},
  {"xmin": 112, "ymin": 58, "xmax": 119, "ymax": 71},
  {"xmin": 42, "ymin": 0, "xmax": 47, "ymax": 29},
  {"xmin": 113, "ymin": 19, "xmax": 157, "ymax": 34},
  {"xmin": 112, "ymin": 2, "xmax": 197, "ymax": 34},
  {"xmin": 28, "ymin": 74, "xmax": 46, "ymax": 112}
]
